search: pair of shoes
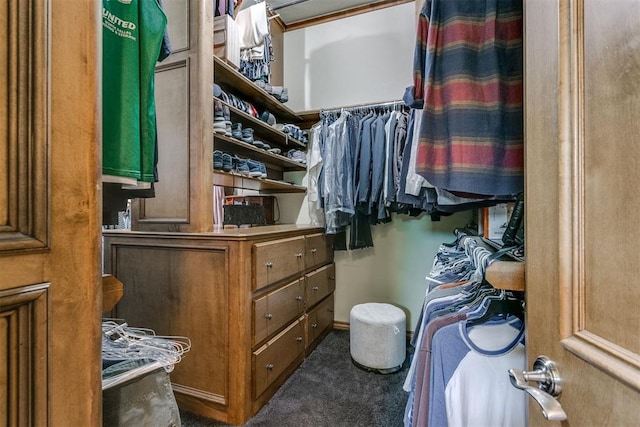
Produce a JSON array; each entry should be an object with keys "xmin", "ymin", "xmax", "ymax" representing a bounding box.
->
[
  {"xmin": 279, "ymin": 88, "xmax": 288, "ymax": 103},
  {"xmin": 287, "ymin": 149, "xmax": 307, "ymax": 164},
  {"xmin": 228, "ymin": 94, "xmax": 259, "ymax": 118},
  {"xmin": 253, "ymin": 140, "xmax": 268, "ymax": 149},
  {"xmin": 214, "ymin": 100, "xmax": 226, "ymax": 134},
  {"xmin": 241, "ymin": 128, "xmax": 254, "ymax": 144},
  {"xmin": 247, "ymin": 159, "xmax": 267, "ymax": 178},
  {"xmin": 214, "ymin": 115, "xmax": 226, "ymax": 134},
  {"xmin": 231, "ymin": 123, "xmax": 243, "ymax": 140},
  {"xmin": 222, "ymin": 105, "xmax": 232, "ymax": 136},
  {"xmin": 213, "ymin": 150, "xmax": 232, "ymax": 172},
  {"xmin": 283, "ymin": 124, "xmax": 305, "ymax": 141},
  {"xmin": 259, "ymin": 110, "xmax": 276, "ymax": 126},
  {"xmin": 232, "ymin": 156, "xmax": 250, "ymax": 175},
  {"xmin": 269, "ymin": 86, "xmax": 288, "ymax": 103}
]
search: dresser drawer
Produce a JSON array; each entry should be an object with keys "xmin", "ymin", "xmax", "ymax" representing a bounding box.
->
[
  {"xmin": 304, "ymin": 233, "xmax": 333, "ymax": 270},
  {"xmin": 305, "ymin": 263, "xmax": 336, "ymax": 309},
  {"xmin": 253, "ymin": 318, "xmax": 305, "ymax": 399},
  {"xmin": 253, "ymin": 278, "xmax": 305, "ymax": 346},
  {"xmin": 305, "ymin": 294, "xmax": 334, "ymax": 349},
  {"xmin": 254, "ymin": 236, "xmax": 306, "ymax": 290}
]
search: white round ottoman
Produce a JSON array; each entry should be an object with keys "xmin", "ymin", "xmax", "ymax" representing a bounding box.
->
[{"xmin": 350, "ymin": 303, "xmax": 406, "ymax": 374}]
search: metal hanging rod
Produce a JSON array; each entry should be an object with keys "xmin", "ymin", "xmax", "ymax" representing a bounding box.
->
[{"xmin": 320, "ymin": 99, "xmax": 405, "ymax": 115}]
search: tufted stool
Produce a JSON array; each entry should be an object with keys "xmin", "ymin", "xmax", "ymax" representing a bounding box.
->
[{"xmin": 349, "ymin": 303, "xmax": 406, "ymax": 374}]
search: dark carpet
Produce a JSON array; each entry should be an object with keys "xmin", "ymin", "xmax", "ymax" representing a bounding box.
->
[{"xmin": 180, "ymin": 329, "xmax": 411, "ymax": 427}]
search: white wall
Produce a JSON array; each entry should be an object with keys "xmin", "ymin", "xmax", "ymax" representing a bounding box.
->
[
  {"xmin": 280, "ymin": 3, "xmax": 471, "ymax": 330},
  {"xmin": 284, "ymin": 3, "xmax": 415, "ymax": 112}
]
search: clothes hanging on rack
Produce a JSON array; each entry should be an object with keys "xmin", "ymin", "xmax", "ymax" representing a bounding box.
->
[
  {"xmin": 323, "ymin": 111, "xmax": 355, "ymax": 234},
  {"xmin": 315, "ymin": 102, "xmax": 413, "ymax": 248},
  {"xmin": 102, "ymin": 0, "xmax": 172, "ymax": 225},
  {"xmin": 235, "ymin": 0, "xmax": 274, "ymax": 82},
  {"xmin": 403, "ymin": 232, "xmax": 526, "ymax": 427},
  {"xmin": 314, "ymin": 97, "xmax": 515, "ymax": 242},
  {"xmin": 411, "ymin": 0, "xmax": 524, "ymax": 196},
  {"xmin": 102, "ymin": 0, "xmax": 168, "ymax": 183},
  {"xmin": 307, "ymin": 122, "xmax": 326, "ymax": 227},
  {"xmin": 215, "ymin": 0, "xmax": 239, "ymax": 18}
]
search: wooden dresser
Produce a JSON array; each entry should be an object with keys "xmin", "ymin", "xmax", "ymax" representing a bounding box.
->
[{"xmin": 102, "ymin": 225, "xmax": 334, "ymax": 425}]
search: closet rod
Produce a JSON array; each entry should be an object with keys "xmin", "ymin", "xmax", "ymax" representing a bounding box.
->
[{"xmin": 320, "ymin": 99, "xmax": 405, "ymax": 115}]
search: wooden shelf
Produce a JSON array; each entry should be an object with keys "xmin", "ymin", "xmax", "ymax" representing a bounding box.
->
[
  {"xmin": 213, "ymin": 171, "xmax": 307, "ymax": 193},
  {"xmin": 214, "ymin": 55, "xmax": 302, "ymax": 123},
  {"xmin": 485, "ymin": 261, "xmax": 525, "ymax": 292},
  {"xmin": 214, "ymin": 134, "xmax": 307, "ymax": 172},
  {"xmin": 217, "ymin": 99, "xmax": 307, "ymax": 150}
]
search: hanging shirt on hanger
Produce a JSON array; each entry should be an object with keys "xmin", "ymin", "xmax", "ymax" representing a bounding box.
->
[
  {"xmin": 427, "ymin": 320, "xmax": 526, "ymax": 427},
  {"xmin": 412, "ymin": 0, "xmax": 524, "ymax": 196},
  {"xmin": 307, "ymin": 123, "xmax": 325, "ymax": 227},
  {"xmin": 102, "ymin": 0, "xmax": 167, "ymax": 183}
]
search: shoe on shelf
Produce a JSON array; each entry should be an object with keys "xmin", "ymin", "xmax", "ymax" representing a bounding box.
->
[
  {"xmin": 225, "ymin": 122, "xmax": 232, "ymax": 137},
  {"xmin": 230, "ymin": 94, "xmax": 244, "ymax": 111},
  {"xmin": 252, "ymin": 140, "xmax": 267, "ymax": 149},
  {"xmin": 267, "ymin": 147, "xmax": 281, "ymax": 155},
  {"xmin": 241, "ymin": 127, "xmax": 254, "ymax": 144},
  {"xmin": 247, "ymin": 159, "xmax": 267, "ymax": 178},
  {"xmin": 271, "ymin": 86, "xmax": 283, "ymax": 98},
  {"xmin": 214, "ymin": 115, "xmax": 226, "ymax": 134},
  {"xmin": 213, "ymin": 150, "xmax": 223, "ymax": 170},
  {"xmin": 233, "ymin": 156, "xmax": 250, "ymax": 175},
  {"xmin": 222, "ymin": 152, "xmax": 232, "ymax": 172},
  {"xmin": 214, "ymin": 151, "xmax": 234, "ymax": 172},
  {"xmin": 261, "ymin": 142, "xmax": 271, "ymax": 150},
  {"xmin": 231, "ymin": 123, "xmax": 243, "ymax": 140},
  {"xmin": 287, "ymin": 149, "xmax": 307, "ymax": 164},
  {"xmin": 222, "ymin": 105, "xmax": 231, "ymax": 124},
  {"xmin": 219, "ymin": 89, "xmax": 230, "ymax": 104},
  {"xmin": 279, "ymin": 88, "xmax": 288, "ymax": 103},
  {"xmin": 259, "ymin": 110, "xmax": 276, "ymax": 126}
]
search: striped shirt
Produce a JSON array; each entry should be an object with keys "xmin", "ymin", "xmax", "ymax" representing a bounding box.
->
[{"xmin": 412, "ymin": 0, "xmax": 524, "ymax": 196}]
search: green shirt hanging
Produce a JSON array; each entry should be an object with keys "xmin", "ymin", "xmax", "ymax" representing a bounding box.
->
[{"xmin": 102, "ymin": 0, "xmax": 167, "ymax": 182}]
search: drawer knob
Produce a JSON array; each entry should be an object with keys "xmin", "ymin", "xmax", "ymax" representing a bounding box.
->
[
  {"xmin": 295, "ymin": 253, "xmax": 303, "ymax": 258},
  {"xmin": 312, "ymin": 286, "xmax": 319, "ymax": 291},
  {"xmin": 296, "ymin": 296, "xmax": 303, "ymax": 301},
  {"xmin": 312, "ymin": 323, "xmax": 318, "ymax": 328},
  {"xmin": 265, "ymin": 313, "xmax": 273, "ymax": 320},
  {"xmin": 310, "ymin": 248, "xmax": 317, "ymax": 253},
  {"xmin": 266, "ymin": 262, "xmax": 273, "ymax": 268},
  {"xmin": 266, "ymin": 364, "xmax": 274, "ymax": 370},
  {"xmin": 296, "ymin": 336, "xmax": 303, "ymax": 342}
]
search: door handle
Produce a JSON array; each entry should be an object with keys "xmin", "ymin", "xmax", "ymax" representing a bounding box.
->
[{"xmin": 508, "ymin": 356, "xmax": 567, "ymax": 421}]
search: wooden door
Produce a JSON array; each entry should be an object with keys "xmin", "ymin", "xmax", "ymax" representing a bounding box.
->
[
  {"xmin": 525, "ymin": 0, "xmax": 640, "ymax": 425},
  {"xmin": 0, "ymin": 1, "xmax": 101, "ymax": 425}
]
